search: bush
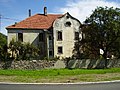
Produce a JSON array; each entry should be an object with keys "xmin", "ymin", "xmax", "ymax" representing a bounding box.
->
[{"xmin": 8, "ymin": 40, "xmax": 40, "ymax": 60}]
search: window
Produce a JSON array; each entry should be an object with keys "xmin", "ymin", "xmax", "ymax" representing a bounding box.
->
[
  {"xmin": 49, "ymin": 35, "xmax": 52, "ymax": 40},
  {"xmin": 66, "ymin": 16, "xmax": 69, "ymax": 19},
  {"xmin": 58, "ymin": 46, "xmax": 63, "ymax": 54},
  {"xmin": 57, "ymin": 31, "xmax": 62, "ymax": 41},
  {"xmin": 18, "ymin": 33, "xmax": 23, "ymax": 42},
  {"xmin": 65, "ymin": 21, "xmax": 71, "ymax": 27},
  {"xmin": 49, "ymin": 51, "xmax": 52, "ymax": 56},
  {"xmin": 75, "ymin": 32, "xmax": 79, "ymax": 40},
  {"xmin": 39, "ymin": 33, "xmax": 44, "ymax": 42}
]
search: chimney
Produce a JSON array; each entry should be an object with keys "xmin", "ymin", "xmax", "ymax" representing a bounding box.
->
[
  {"xmin": 15, "ymin": 22, "xmax": 17, "ymax": 24},
  {"xmin": 44, "ymin": 7, "xmax": 47, "ymax": 15},
  {"xmin": 29, "ymin": 9, "xmax": 31, "ymax": 17}
]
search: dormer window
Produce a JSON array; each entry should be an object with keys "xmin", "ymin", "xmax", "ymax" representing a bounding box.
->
[{"xmin": 65, "ymin": 21, "xmax": 71, "ymax": 27}]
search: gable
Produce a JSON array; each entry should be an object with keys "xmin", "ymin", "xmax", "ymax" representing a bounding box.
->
[{"xmin": 53, "ymin": 12, "xmax": 81, "ymax": 30}]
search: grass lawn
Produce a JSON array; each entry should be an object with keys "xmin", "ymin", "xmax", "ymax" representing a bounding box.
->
[{"xmin": 0, "ymin": 68, "xmax": 120, "ymax": 83}]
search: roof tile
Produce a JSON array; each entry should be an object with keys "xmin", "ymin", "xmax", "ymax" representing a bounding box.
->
[{"xmin": 6, "ymin": 14, "xmax": 63, "ymax": 30}]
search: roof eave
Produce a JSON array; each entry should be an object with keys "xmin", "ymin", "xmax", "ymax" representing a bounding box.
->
[{"xmin": 6, "ymin": 27, "xmax": 52, "ymax": 30}]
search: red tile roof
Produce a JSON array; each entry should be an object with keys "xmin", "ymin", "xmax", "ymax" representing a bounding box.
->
[{"xmin": 6, "ymin": 14, "xmax": 63, "ymax": 30}]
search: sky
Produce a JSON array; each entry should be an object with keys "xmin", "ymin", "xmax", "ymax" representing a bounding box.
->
[{"xmin": 0, "ymin": 0, "xmax": 120, "ymax": 35}]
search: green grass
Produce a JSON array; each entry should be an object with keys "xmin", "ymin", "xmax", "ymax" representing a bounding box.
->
[
  {"xmin": 0, "ymin": 68, "xmax": 120, "ymax": 83},
  {"xmin": 0, "ymin": 68, "xmax": 120, "ymax": 76}
]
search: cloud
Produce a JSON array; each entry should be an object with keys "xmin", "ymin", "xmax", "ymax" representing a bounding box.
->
[{"xmin": 58, "ymin": 0, "xmax": 120, "ymax": 23}]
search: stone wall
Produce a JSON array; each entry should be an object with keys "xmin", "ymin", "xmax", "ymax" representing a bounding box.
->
[
  {"xmin": 67, "ymin": 59, "xmax": 120, "ymax": 69},
  {"xmin": 0, "ymin": 60, "xmax": 57, "ymax": 70},
  {"xmin": 0, "ymin": 59, "xmax": 120, "ymax": 70}
]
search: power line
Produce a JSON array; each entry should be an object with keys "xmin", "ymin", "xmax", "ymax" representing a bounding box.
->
[
  {"xmin": 1, "ymin": 15, "xmax": 20, "ymax": 21},
  {"xmin": 2, "ymin": 17, "xmax": 20, "ymax": 21},
  {"xmin": 0, "ymin": 14, "xmax": 21, "ymax": 31}
]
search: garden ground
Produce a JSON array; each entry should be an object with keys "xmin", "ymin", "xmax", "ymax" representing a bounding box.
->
[{"xmin": 0, "ymin": 68, "xmax": 120, "ymax": 83}]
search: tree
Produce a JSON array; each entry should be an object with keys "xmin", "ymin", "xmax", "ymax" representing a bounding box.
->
[
  {"xmin": 0, "ymin": 33, "xmax": 7, "ymax": 61},
  {"xmin": 9, "ymin": 39, "xmax": 17, "ymax": 59},
  {"xmin": 9, "ymin": 40, "xmax": 40, "ymax": 60},
  {"xmin": 77, "ymin": 7, "xmax": 120, "ymax": 68},
  {"xmin": 0, "ymin": 33, "xmax": 7, "ymax": 47},
  {"xmin": 21, "ymin": 42, "xmax": 39, "ymax": 60}
]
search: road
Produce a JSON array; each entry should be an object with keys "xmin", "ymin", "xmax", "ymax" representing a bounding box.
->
[{"xmin": 0, "ymin": 82, "xmax": 120, "ymax": 90}]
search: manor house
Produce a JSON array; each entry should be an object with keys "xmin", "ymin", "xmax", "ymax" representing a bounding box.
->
[{"xmin": 6, "ymin": 7, "xmax": 82, "ymax": 59}]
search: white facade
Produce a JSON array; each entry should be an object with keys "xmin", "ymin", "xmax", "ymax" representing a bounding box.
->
[{"xmin": 53, "ymin": 13, "xmax": 81, "ymax": 58}]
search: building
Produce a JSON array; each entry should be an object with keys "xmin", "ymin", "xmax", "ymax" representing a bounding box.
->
[{"xmin": 6, "ymin": 7, "xmax": 82, "ymax": 59}]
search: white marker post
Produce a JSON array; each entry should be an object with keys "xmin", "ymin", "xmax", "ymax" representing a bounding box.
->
[{"xmin": 100, "ymin": 49, "xmax": 104, "ymax": 55}]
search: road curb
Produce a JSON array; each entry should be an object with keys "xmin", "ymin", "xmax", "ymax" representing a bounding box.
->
[{"xmin": 0, "ymin": 80, "xmax": 120, "ymax": 85}]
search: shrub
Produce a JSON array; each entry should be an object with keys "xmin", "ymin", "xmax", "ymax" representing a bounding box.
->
[{"xmin": 8, "ymin": 40, "xmax": 40, "ymax": 60}]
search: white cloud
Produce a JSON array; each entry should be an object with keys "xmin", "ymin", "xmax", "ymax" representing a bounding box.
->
[{"xmin": 58, "ymin": 0, "xmax": 120, "ymax": 23}]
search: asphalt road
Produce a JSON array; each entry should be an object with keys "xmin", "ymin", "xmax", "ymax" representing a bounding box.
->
[{"xmin": 0, "ymin": 82, "xmax": 120, "ymax": 90}]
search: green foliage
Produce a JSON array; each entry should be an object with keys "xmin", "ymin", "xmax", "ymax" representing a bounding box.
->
[
  {"xmin": 76, "ymin": 7, "xmax": 120, "ymax": 59},
  {"xmin": 0, "ymin": 33, "xmax": 7, "ymax": 61},
  {"xmin": 8, "ymin": 40, "xmax": 40, "ymax": 60},
  {"xmin": 50, "ymin": 56, "xmax": 60, "ymax": 61},
  {"xmin": 0, "ymin": 33, "xmax": 7, "ymax": 47},
  {"xmin": 43, "ymin": 56, "xmax": 60, "ymax": 61}
]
